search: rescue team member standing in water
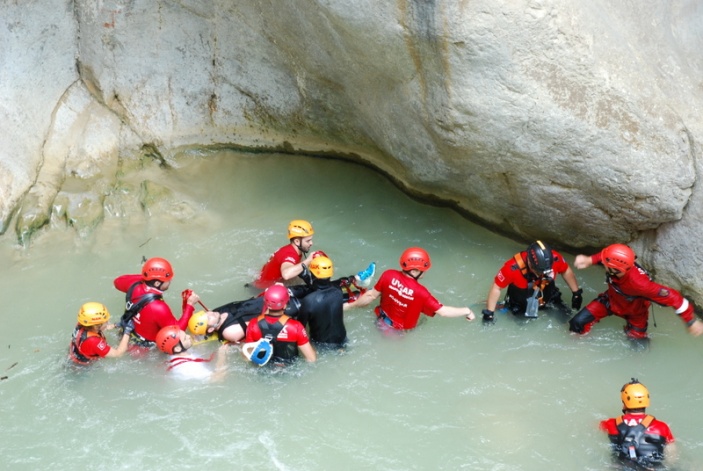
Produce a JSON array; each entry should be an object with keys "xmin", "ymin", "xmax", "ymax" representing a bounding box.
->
[
  {"xmin": 244, "ymin": 284, "xmax": 316, "ymax": 364},
  {"xmin": 481, "ymin": 240, "xmax": 582, "ymax": 322},
  {"xmin": 113, "ymin": 257, "xmax": 202, "ymax": 345},
  {"xmin": 69, "ymin": 302, "xmax": 133, "ymax": 365},
  {"xmin": 600, "ymin": 378, "xmax": 676, "ymax": 468},
  {"xmin": 569, "ymin": 244, "xmax": 703, "ymax": 338},
  {"xmin": 252, "ymin": 219, "xmax": 316, "ymax": 289},
  {"xmin": 344, "ymin": 247, "xmax": 476, "ymax": 330},
  {"xmin": 155, "ymin": 325, "xmax": 228, "ymax": 382},
  {"xmin": 297, "ymin": 256, "xmax": 349, "ymax": 348}
]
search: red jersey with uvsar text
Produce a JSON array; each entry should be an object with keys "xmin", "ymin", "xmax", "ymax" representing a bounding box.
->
[{"xmin": 373, "ymin": 269, "xmax": 443, "ymax": 330}]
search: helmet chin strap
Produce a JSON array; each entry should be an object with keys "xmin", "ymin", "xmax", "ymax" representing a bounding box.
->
[{"xmin": 294, "ymin": 238, "xmax": 308, "ymax": 255}]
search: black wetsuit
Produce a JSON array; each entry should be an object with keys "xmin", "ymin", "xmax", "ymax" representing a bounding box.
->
[
  {"xmin": 211, "ymin": 285, "xmax": 312, "ymax": 339},
  {"xmin": 297, "ymin": 279, "xmax": 347, "ymax": 348}
]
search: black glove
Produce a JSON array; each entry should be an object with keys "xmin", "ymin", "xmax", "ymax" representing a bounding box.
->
[
  {"xmin": 123, "ymin": 320, "xmax": 135, "ymax": 336},
  {"xmin": 571, "ymin": 289, "xmax": 583, "ymax": 310},
  {"xmin": 482, "ymin": 309, "xmax": 495, "ymax": 323},
  {"xmin": 299, "ymin": 263, "xmax": 313, "ymax": 286}
]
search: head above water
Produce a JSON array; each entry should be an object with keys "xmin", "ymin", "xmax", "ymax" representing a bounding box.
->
[
  {"xmin": 77, "ymin": 302, "xmax": 110, "ymax": 327},
  {"xmin": 188, "ymin": 310, "xmax": 210, "ymax": 336},
  {"xmin": 287, "ymin": 219, "xmax": 314, "ymax": 240},
  {"xmin": 156, "ymin": 325, "xmax": 189, "ymax": 354},
  {"xmin": 525, "ymin": 240, "xmax": 553, "ymax": 275},
  {"xmin": 399, "ymin": 247, "xmax": 431, "ymax": 273},
  {"xmin": 142, "ymin": 257, "xmax": 174, "ymax": 284},
  {"xmin": 621, "ymin": 378, "xmax": 650, "ymax": 410},
  {"xmin": 601, "ymin": 244, "xmax": 635, "ymax": 275},
  {"xmin": 263, "ymin": 284, "xmax": 290, "ymax": 312},
  {"xmin": 310, "ymin": 255, "xmax": 334, "ymax": 279}
]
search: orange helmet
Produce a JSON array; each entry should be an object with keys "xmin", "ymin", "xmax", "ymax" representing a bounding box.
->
[
  {"xmin": 77, "ymin": 302, "xmax": 110, "ymax": 326},
  {"xmin": 310, "ymin": 256, "xmax": 334, "ymax": 279},
  {"xmin": 287, "ymin": 220, "xmax": 314, "ymax": 239},
  {"xmin": 601, "ymin": 244, "xmax": 635, "ymax": 273},
  {"xmin": 155, "ymin": 325, "xmax": 183, "ymax": 354},
  {"xmin": 399, "ymin": 247, "xmax": 431, "ymax": 272},
  {"xmin": 142, "ymin": 257, "xmax": 174, "ymax": 282},
  {"xmin": 621, "ymin": 378, "xmax": 650, "ymax": 409}
]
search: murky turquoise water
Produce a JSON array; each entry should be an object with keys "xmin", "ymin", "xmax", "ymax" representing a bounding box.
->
[{"xmin": 1, "ymin": 150, "xmax": 701, "ymax": 470}]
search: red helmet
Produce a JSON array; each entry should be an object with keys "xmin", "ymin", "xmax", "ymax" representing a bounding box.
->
[
  {"xmin": 155, "ymin": 325, "xmax": 183, "ymax": 354},
  {"xmin": 264, "ymin": 284, "xmax": 290, "ymax": 311},
  {"xmin": 142, "ymin": 257, "xmax": 174, "ymax": 282},
  {"xmin": 601, "ymin": 244, "xmax": 635, "ymax": 273},
  {"xmin": 399, "ymin": 247, "xmax": 431, "ymax": 272}
]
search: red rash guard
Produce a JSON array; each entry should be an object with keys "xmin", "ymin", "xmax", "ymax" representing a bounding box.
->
[
  {"xmin": 590, "ymin": 253, "xmax": 695, "ymax": 325},
  {"xmin": 114, "ymin": 274, "xmax": 194, "ymax": 342},
  {"xmin": 600, "ymin": 413, "xmax": 674, "ymax": 443},
  {"xmin": 494, "ymin": 249, "xmax": 570, "ymax": 289},
  {"xmin": 253, "ymin": 244, "xmax": 301, "ymax": 289},
  {"xmin": 373, "ymin": 269, "xmax": 443, "ymax": 330}
]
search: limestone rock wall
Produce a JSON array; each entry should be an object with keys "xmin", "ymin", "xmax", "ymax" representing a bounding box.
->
[{"xmin": 1, "ymin": 0, "xmax": 702, "ymax": 300}]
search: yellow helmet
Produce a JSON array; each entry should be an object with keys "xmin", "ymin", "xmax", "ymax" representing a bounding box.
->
[
  {"xmin": 188, "ymin": 311, "xmax": 209, "ymax": 336},
  {"xmin": 287, "ymin": 220, "xmax": 314, "ymax": 239},
  {"xmin": 310, "ymin": 256, "xmax": 334, "ymax": 279},
  {"xmin": 77, "ymin": 302, "xmax": 110, "ymax": 326},
  {"xmin": 621, "ymin": 378, "xmax": 650, "ymax": 409}
]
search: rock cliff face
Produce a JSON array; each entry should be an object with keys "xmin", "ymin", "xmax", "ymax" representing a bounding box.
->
[{"xmin": 1, "ymin": 1, "xmax": 702, "ymax": 299}]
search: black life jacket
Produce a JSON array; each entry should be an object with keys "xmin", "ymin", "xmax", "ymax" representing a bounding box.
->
[
  {"xmin": 119, "ymin": 281, "xmax": 163, "ymax": 327},
  {"xmin": 505, "ymin": 253, "xmax": 555, "ymax": 310},
  {"xmin": 69, "ymin": 326, "xmax": 102, "ymax": 365},
  {"xmin": 256, "ymin": 314, "xmax": 298, "ymax": 362},
  {"xmin": 613, "ymin": 415, "xmax": 666, "ymax": 465}
]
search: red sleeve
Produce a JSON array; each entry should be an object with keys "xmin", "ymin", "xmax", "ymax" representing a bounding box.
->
[
  {"xmin": 552, "ymin": 250, "xmax": 569, "ymax": 274},
  {"xmin": 626, "ymin": 269, "xmax": 694, "ymax": 324},
  {"xmin": 114, "ymin": 274, "xmax": 142, "ymax": 293},
  {"xmin": 245, "ymin": 319, "xmax": 262, "ymax": 343},
  {"xmin": 176, "ymin": 304, "xmax": 195, "ymax": 331},
  {"xmin": 599, "ymin": 418, "xmax": 617, "ymax": 434},
  {"xmin": 591, "ymin": 252, "xmax": 602, "ymax": 265},
  {"xmin": 493, "ymin": 259, "xmax": 515, "ymax": 289},
  {"xmin": 650, "ymin": 419, "xmax": 675, "ymax": 443},
  {"xmin": 422, "ymin": 291, "xmax": 443, "ymax": 316},
  {"xmin": 293, "ymin": 321, "xmax": 310, "ymax": 346}
]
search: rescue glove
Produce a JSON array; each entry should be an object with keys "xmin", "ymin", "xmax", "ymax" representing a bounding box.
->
[
  {"xmin": 571, "ymin": 289, "xmax": 583, "ymax": 310},
  {"xmin": 299, "ymin": 263, "xmax": 314, "ymax": 286},
  {"xmin": 123, "ymin": 319, "xmax": 135, "ymax": 336},
  {"xmin": 482, "ymin": 309, "xmax": 495, "ymax": 323}
]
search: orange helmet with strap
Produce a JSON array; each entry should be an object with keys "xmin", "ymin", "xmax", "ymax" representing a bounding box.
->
[
  {"xmin": 156, "ymin": 325, "xmax": 183, "ymax": 354},
  {"xmin": 142, "ymin": 257, "xmax": 174, "ymax": 282},
  {"xmin": 601, "ymin": 244, "xmax": 635, "ymax": 273},
  {"xmin": 287, "ymin": 220, "xmax": 314, "ymax": 240},
  {"xmin": 621, "ymin": 378, "xmax": 650, "ymax": 409},
  {"xmin": 399, "ymin": 247, "xmax": 431, "ymax": 272}
]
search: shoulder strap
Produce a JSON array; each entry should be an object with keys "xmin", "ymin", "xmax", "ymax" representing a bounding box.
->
[
  {"xmin": 513, "ymin": 253, "xmax": 528, "ymax": 276},
  {"xmin": 120, "ymin": 281, "xmax": 162, "ymax": 325},
  {"xmin": 641, "ymin": 415, "xmax": 655, "ymax": 428}
]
